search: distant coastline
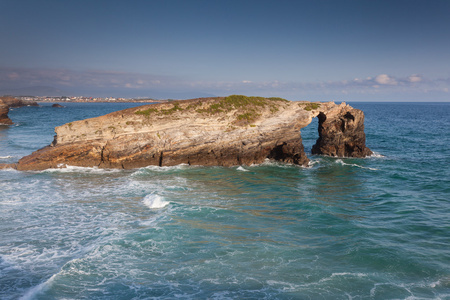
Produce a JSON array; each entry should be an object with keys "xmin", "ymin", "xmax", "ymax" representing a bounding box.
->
[{"xmin": 10, "ymin": 95, "xmax": 170, "ymax": 104}]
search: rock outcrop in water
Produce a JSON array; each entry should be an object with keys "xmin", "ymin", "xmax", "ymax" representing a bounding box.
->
[
  {"xmin": 0, "ymin": 99, "xmax": 13, "ymax": 125},
  {"xmin": 0, "ymin": 96, "xmax": 39, "ymax": 108},
  {"xmin": 312, "ymin": 105, "xmax": 373, "ymax": 157},
  {"xmin": 1, "ymin": 96, "xmax": 372, "ymax": 171}
]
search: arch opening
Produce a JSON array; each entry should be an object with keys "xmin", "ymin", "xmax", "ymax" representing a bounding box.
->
[{"xmin": 301, "ymin": 116, "xmax": 320, "ymax": 157}]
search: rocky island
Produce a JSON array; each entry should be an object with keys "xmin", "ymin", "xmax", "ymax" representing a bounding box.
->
[
  {"xmin": 0, "ymin": 99, "xmax": 14, "ymax": 125},
  {"xmin": 0, "ymin": 96, "xmax": 39, "ymax": 108},
  {"xmin": 1, "ymin": 95, "xmax": 371, "ymax": 170},
  {"xmin": 0, "ymin": 96, "xmax": 40, "ymax": 125}
]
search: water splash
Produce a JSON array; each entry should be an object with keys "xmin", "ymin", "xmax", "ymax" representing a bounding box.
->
[
  {"xmin": 142, "ymin": 193, "xmax": 169, "ymax": 209},
  {"xmin": 237, "ymin": 166, "xmax": 249, "ymax": 172}
]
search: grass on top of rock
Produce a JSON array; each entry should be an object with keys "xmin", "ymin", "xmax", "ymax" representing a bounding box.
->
[
  {"xmin": 196, "ymin": 95, "xmax": 288, "ymax": 125},
  {"xmin": 134, "ymin": 95, "xmax": 288, "ymax": 126},
  {"xmin": 301, "ymin": 102, "xmax": 321, "ymax": 111},
  {"xmin": 223, "ymin": 95, "xmax": 288, "ymax": 109},
  {"xmin": 135, "ymin": 103, "xmax": 183, "ymax": 116},
  {"xmin": 135, "ymin": 107, "xmax": 158, "ymax": 116}
]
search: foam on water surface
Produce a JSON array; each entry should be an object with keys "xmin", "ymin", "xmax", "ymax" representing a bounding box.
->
[
  {"xmin": 236, "ymin": 166, "xmax": 249, "ymax": 172},
  {"xmin": 336, "ymin": 158, "xmax": 379, "ymax": 170},
  {"xmin": 369, "ymin": 151, "xmax": 385, "ymax": 158},
  {"xmin": 142, "ymin": 193, "xmax": 170, "ymax": 209},
  {"xmin": 41, "ymin": 164, "xmax": 123, "ymax": 174}
]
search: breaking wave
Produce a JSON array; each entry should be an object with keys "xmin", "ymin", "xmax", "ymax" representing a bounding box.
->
[
  {"xmin": 142, "ymin": 193, "xmax": 170, "ymax": 209},
  {"xmin": 336, "ymin": 159, "xmax": 379, "ymax": 170}
]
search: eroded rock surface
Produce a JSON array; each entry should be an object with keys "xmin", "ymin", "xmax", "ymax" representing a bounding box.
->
[
  {"xmin": 1, "ymin": 96, "xmax": 372, "ymax": 171},
  {"xmin": 312, "ymin": 104, "xmax": 372, "ymax": 157},
  {"xmin": 0, "ymin": 99, "xmax": 13, "ymax": 125}
]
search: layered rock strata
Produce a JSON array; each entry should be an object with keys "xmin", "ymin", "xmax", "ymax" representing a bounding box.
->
[
  {"xmin": 1, "ymin": 96, "xmax": 372, "ymax": 171},
  {"xmin": 0, "ymin": 99, "xmax": 13, "ymax": 125}
]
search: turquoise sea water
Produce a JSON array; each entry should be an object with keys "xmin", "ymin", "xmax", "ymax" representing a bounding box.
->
[{"xmin": 0, "ymin": 102, "xmax": 449, "ymax": 299}]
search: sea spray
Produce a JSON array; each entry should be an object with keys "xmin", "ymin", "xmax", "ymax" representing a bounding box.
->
[
  {"xmin": 236, "ymin": 166, "xmax": 249, "ymax": 172},
  {"xmin": 142, "ymin": 193, "xmax": 169, "ymax": 209}
]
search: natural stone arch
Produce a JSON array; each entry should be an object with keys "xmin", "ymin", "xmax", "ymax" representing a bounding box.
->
[{"xmin": 0, "ymin": 97, "xmax": 372, "ymax": 171}]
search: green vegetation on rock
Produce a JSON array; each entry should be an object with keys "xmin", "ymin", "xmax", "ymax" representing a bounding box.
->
[
  {"xmin": 134, "ymin": 95, "xmax": 288, "ymax": 126},
  {"xmin": 302, "ymin": 102, "xmax": 321, "ymax": 111},
  {"xmin": 135, "ymin": 107, "xmax": 158, "ymax": 116},
  {"xmin": 135, "ymin": 103, "xmax": 184, "ymax": 116},
  {"xmin": 195, "ymin": 95, "xmax": 287, "ymax": 125},
  {"xmin": 237, "ymin": 112, "xmax": 260, "ymax": 122},
  {"xmin": 267, "ymin": 97, "xmax": 289, "ymax": 102},
  {"xmin": 161, "ymin": 103, "xmax": 183, "ymax": 115}
]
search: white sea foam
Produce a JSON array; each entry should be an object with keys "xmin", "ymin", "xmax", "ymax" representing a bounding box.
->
[
  {"xmin": 143, "ymin": 164, "xmax": 190, "ymax": 172},
  {"xmin": 0, "ymin": 166, "xmax": 18, "ymax": 172},
  {"xmin": 369, "ymin": 151, "xmax": 385, "ymax": 158},
  {"xmin": 336, "ymin": 159, "xmax": 379, "ymax": 171},
  {"xmin": 266, "ymin": 280, "xmax": 300, "ymax": 291},
  {"xmin": 256, "ymin": 159, "xmax": 297, "ymax": 168},
  {"xmin": 142, "ymin": 193, "xmax": 169, "ymax": 209},
  {"xmin": 237, "ymin": 166, "xmax": 249, "ymax": 172},
  {"xmin": 330, "ymin": 272, "xmax": 367, "ymax": 278},
  {"xmin": 0, "ymin": 155, "xmax": 13, "ymax": 159},
  {"xmin": 307, "ymin": 159, "xmax": 321, "ymax": 168},
  {"xmin": 42, "ymin": 165, "xmax": 122, "ymax": 174},
  {"xmin": 429, "ymin": 279, "xmax": 441, "ymax": 288},
  {"xmin": 20, "ymin": 273, "xmax": 57, "ymax": 300}
]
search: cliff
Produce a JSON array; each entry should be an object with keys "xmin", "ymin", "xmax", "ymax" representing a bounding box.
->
[
  {"xmin": 312, "ymin": 105, "xmax": 372, "ymax": 157},
  {"xmin": 2, "ymin": 96, "xmax": 372, "ymax": 171},
  {"xmin": 0, "ymin": 99, "xmax": 13, "ymax": 125},
  {"xmin": 0, "ymin": 96, "xmax": 40, "ymax": 125},
  {"xmin": 0, "ymin": 96, "xmax": 39, "ymax": 108}
]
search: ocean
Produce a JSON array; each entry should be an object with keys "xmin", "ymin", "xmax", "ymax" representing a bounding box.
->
[{"xmin": 1, "ymin": 102, "xmax": 449, "ymax": 299}]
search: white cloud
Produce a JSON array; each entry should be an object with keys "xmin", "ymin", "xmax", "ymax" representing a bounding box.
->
[
  {"xmin": 408, "ymin": 74, "xmax": 422, "ymax": 83},
  {"xmin": 374, "ymin": 74, "xmax": 397, "ymax": 85},
  {"xmin": 1, "ymin": 67, "xmax": 448, "ymax": 100}
]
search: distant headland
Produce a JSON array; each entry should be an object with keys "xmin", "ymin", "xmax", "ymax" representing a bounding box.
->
[{"xmin": 4, "ymin": 95, "xmax": 169, "ymax": 103}]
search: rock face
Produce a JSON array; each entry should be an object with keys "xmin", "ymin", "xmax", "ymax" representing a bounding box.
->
[
  {"xmin": 312, "ymin": 105, "xmax": 372, "ymax": 157},
  {"xmin": 0, "ymin": 96, "xmax": 39, "ymax": 108},
  {"xmin": 0, "ymin": 99, "xmax": 13, "ymax": 125},
  {"xmin": 3, "ymin": 96, "xmax": 371, "ymax": 171},
  {"xmin": 52, "ymin": 103, "xmax": 64, "ymax": 108}
]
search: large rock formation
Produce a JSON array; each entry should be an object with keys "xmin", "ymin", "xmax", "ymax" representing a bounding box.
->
[
  {"xmin": 0, "ymin": 96, "xmax": 39, "ymax": 108},
  {"xmin": 1, "ymin": 96, "xmax": 372, "ymax": 171},
  {"xmin": 0, "ymin": 96, "xmax": 40, "ymax": 125},
  {"xmin": 312, "ymin": 104, "xmax": 372, "ymax": 157},
  {"xmin": 0, "ymin": 99, "xmax": 13, "ymax": 125}
]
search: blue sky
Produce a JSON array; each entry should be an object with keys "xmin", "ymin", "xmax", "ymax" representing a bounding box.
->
[{"xmin": 0, "ymin": 0, "xmax": 449, "ymax": 101}]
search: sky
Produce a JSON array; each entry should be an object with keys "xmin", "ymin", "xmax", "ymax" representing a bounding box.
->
[{"xmin": 0, "ymin": 0, "xmax": 449, "ymax": 101}]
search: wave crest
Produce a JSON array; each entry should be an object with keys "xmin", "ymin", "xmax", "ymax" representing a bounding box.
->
[{"xmin": 142, "ymin": 194, "xmax": 169, "ymax": 209}]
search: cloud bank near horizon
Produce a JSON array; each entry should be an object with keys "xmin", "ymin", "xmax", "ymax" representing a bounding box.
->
[{"xmin": 0, "ymin": 67, "xmax": 448, "ymax": 101}]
